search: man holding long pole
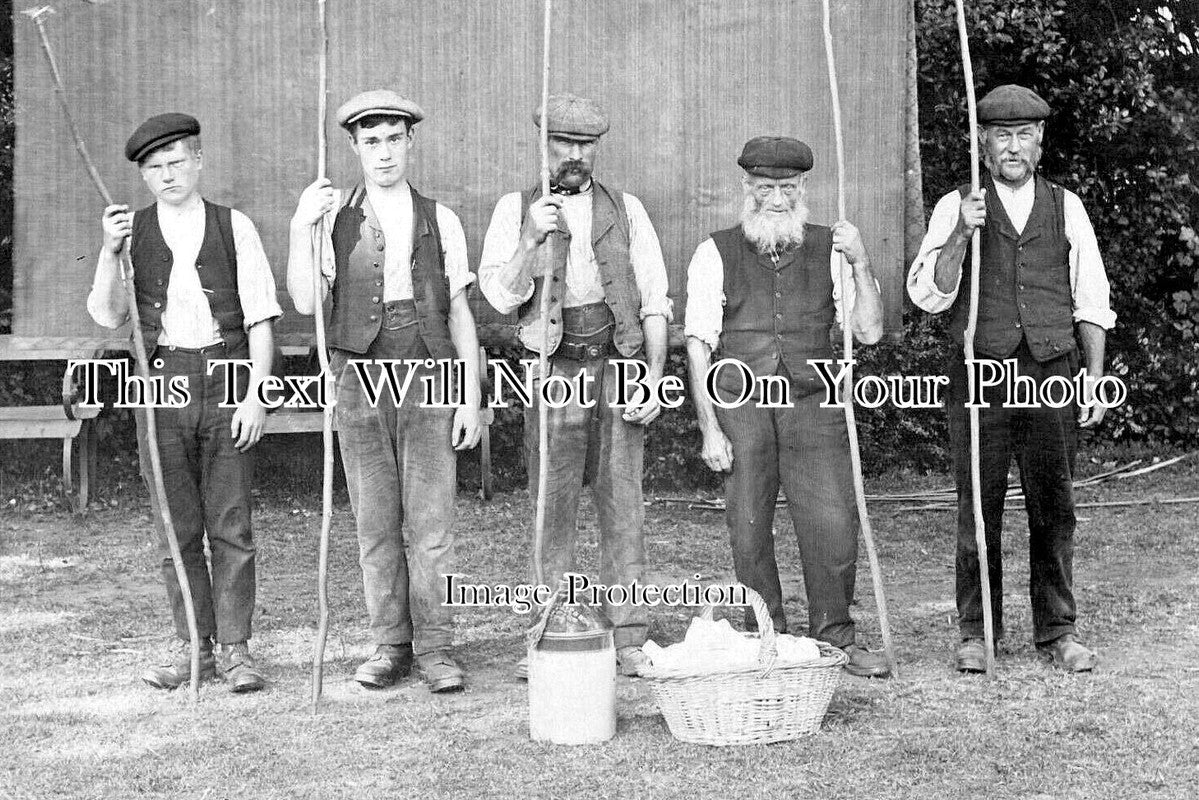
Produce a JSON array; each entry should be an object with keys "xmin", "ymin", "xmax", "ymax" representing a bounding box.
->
[
  {"xmin": 288, "ymin": 90, "xmax": 481, "ymax": 693},
  {"xmin": 478, "ymin": 94, "xmax": 672, "ymax": 679},
  {"xmin": 684, "ymin": 136, "xmax": 891, "ymax": 679},
  {"xmin": 89, "ymin": 114, "xmax": 280, "ymax": 692},
  {"xmin": 907, "ymin": 85, "xmax": 1115, "ymax": 673}
]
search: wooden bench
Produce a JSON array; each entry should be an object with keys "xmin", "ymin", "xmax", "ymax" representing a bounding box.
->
[{"xmin": 0, "ymin": 403, "xmax": 101, "ymax": 510}]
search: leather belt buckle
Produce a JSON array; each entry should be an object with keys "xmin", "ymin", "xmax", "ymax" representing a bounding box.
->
[{"xmin": 585, "ymin": 344, "xmax": 603, "ymax": 360}]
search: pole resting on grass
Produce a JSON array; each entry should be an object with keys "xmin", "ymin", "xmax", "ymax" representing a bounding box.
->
[
  {"xmin": 954, "ymin": 0, "xmax": 997, "ymax": 677},
  {"xmin": 310, "ymin": 0, "xmax": 334, "ymax": 713},
  {"xmin": 532, "ymin": 0, "xmax": 553, "ymax": 592},
  {"xmin": 25, "ymin": 4, "xmax": 204, "ymax": 701},
  {"xmin": 820, "ymin": 0, "xmax": 897, "ymax": 677}
]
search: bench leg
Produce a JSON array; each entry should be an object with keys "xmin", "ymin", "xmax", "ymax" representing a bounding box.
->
[{"xmin": 61, "ymin": 419, "xmax": 96, "ymax": 512}]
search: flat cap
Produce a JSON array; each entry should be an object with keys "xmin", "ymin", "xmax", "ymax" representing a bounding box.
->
[
  {"xmin": 125, "ymin": 113, "xmax": 200, "ymax": 162},
  {"xmin": 533, "ymin": 93, "xmax": 609, "ymax": 141},
  {"xmin": 737, "ymin": 136, "xmax": 813, "ymax": 178},
  {"xmin": 337, "ymin": 89, "xmax": 426, "ymax": 129},
  {"xmin": 977, "ymin": 84, "xmax": 1050, "ymax": 125}
]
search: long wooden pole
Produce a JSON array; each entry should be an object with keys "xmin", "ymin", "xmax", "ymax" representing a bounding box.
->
[
  {"xmin": 532, "ymin": 0, "xmax": 553, "ymax": 590},
  {"xmin": 820, "ymin": 0, "xmax": 897, "ymax": 677},
  {"xmin": 954, "ymin": 0, "xmax": 996, "ymax": 676},
  {"xmin": 24, "ymin": 5, "xmax": 202, "ymax": 701},
  {"xmin": 310, "ymin": 0, "xmax": 335, "ymax": 711}
]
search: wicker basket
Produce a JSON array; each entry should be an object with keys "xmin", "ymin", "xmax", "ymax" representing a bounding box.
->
[{"xmin": 643, "ymin": 585, "xmax": 846, "ymax": 746}]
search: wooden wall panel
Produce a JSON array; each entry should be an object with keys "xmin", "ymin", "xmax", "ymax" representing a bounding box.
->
[{"xmin": 13, "ymin": 0, "xmax": 908, "ymax": 340}]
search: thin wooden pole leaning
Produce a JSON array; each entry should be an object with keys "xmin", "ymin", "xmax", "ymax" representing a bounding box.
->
[
  {"xmin": 954, "ymin": 0, "xmax": 996, "ymax": 676},
  {"xmin": 24, "ymin": 4, "xmax": 202, "ymax": 701},
  {"xmin": 311, "ymin": 0, "xmax": 334, "ymax": 711},
  {"xmin": 820, "ymin": 0, "xmax": 897, "ymax": 677},
  {"xmin": 532, "ymin": 0, "xmax": 553, "ymax": 590}
]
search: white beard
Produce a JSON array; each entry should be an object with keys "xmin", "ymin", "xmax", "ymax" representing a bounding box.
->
[{"xmin": 740, "ymin": 194, "xmax": 810, "ymax": 254}]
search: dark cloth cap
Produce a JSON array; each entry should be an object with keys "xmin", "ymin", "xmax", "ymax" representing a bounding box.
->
[
  {"xmin": 737, "ymin": 136, "xmax": 813, "ymax": 178},
  {"xmin": 977, "ymin": 84, "xmax": 1050, "ymax": 125},
  {"xmin": 532, "ymin": 93, "xmax": 609, "ymax": 141},
  {"xmin": 337, "ymin": 89, "xmax": 426, "ymax": 129},
  {"xmin": 125, "ymin": 113, "xmax": 200, "ymax": 162}
]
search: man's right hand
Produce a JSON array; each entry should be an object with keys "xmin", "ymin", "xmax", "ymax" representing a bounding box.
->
[
  {"xmin": 956, "ymin": 189, "xmax": 987, "ymax": 235},
  {"xmin": 101, "ymin": 204, "xmax": 131, "ymax": 254},
  {"xmin": 700, "ymin": 426, "xmax": 734, "ymax": 473},
  {"xmin": 519, "ymin": 195, "xmax": 563, "ymax": 248},
  {"xmin": 292, "ymin": 178, "xmax": 335, "ymax": 228}
]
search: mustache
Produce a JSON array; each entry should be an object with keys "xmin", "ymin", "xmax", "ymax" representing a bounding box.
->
[{"xmin": 555, "ymin": 160, "xmax": 589, "ymax": 176}]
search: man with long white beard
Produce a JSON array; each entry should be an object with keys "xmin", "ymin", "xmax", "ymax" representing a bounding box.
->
[{"xmin": 684, "ymin": 136, "xmax": 890, "ymax": 677}]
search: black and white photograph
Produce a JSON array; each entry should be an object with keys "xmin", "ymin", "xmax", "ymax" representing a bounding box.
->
[{"xmin": 1, "ymin": 1, "xmax": 1196, "ymax": 797}]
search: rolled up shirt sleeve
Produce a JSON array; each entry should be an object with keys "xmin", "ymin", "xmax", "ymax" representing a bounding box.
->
[
  {"xmin": 477, "ymin": 192, "xmax": 534, "ymax": 314},
  {"xmin": 623, "ymin": 193, "xmax": 674, "ymax": 322},
  {"xmin": 88, "ymin": 246, "xmax": 130, "ymax": 329},
  {"xmin": 683, "ymin": 238, "xmax": 724, "ymax": 350},
  {"xmin": 906, "ymin": 190, "xmax": 965, "ymax": 313},
  {"xmin": 1064, "ymin": 190, "xmax": 1116, "ymax": 329},
  {"xmin": 231, "ymin": 209, "xmax": 284, "ymax": 329},
  {"xmin": 435, "ymin": 204, "xmax": 476, "ymax": 299}
]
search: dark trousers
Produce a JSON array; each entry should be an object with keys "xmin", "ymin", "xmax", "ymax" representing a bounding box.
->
[
  {"xmin": 947, "ymin": 342, "xmax": 1078, "ymax": 645},
  {"xmin": 333, "ymin": 301, "xmax": 457, "ymax": 655},
  {"xmin": 136, "ymin": 343, "xmax": 256, "ymax": 644},
  {"xmin": 715, "ymin": 374, "xmax": 859, "ymax": 648}
]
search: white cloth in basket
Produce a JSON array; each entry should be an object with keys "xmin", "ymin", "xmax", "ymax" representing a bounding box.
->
[{"xmin": 643, "ymin": 617, "xmax": 822, "ymax": 671}]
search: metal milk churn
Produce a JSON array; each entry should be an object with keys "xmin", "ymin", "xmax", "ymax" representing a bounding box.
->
[{"xmin": 527, "ymin": 581, "xmax": 616, "ymax": 744}]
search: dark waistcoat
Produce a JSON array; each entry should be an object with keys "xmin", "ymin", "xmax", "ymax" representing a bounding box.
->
[
  {"xmin": 328, "ymin": 184, "xmax": 455, "ymax": 358},
  {"xmin": 949, "ymin": 173, "xmax": 1075, "ymax": 362},
  {"xmin": 712, "ymin": 223, "xmax": 835, "ymax": 398},
  {"xmin": 517, "ymin": 180, "xmax": 643, "ymax": 357},
  {"xmin": 131, "ymin": 200, "xmax": 244, "ymax": 354}
]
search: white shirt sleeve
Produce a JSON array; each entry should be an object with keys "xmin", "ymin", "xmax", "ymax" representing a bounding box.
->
[
  {"xmin": 231, "ymin": 209, "xmax": 283, "ymax": 329},
  {"xmin": 88, "ymin": 244, "xmax": 131, "ymax": 330},
  {"xmin": 906, "ymin": 189, "xmax": 965, "ymax": 313},
  {"xmin": 435, "ymin": 204, "xmax": 476, "ymax": 299},
  {"xmin": 1063, "ymin": 190, "xmax": 1116, "ymax": 329},
  {"xmin": 622, "ymin": 193, "xmax": 674, "ymax": 321},
  {"xmin": 683, "ymin": 238, "xmax": 724, "ymax": 350},
  {"xmin": 477, "ymin": 192, "xmax": 535, "ymax": 314}
]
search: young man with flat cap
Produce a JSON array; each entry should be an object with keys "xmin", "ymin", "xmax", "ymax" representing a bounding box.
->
[
  {"xmin": 684, "ymin": 136, "xmax": 890, "ymax": 678},
  {"xmin": 478, "ymin": 93, "xmax": 672, "ymax": 678},
  {"xmin": 288, "ymin": 89, "xmax": 481, "ymax": 693},
  {"xmin": 89, "ymin": 113, "xmax": 281, "ymax": 692},
  {"xmin": 908, "ymin": 84, "xmax": 1115, "ymax": 673}
]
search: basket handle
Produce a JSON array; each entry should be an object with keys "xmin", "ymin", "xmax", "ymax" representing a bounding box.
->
[{"xmin": 698, "ymin": 583, "xmax": 777, "ymax": 670}]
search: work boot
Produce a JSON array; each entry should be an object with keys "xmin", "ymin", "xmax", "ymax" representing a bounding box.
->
[
  {"xmin": 141, "ymin": 638, "xmax": 216, "ymax": 690},
  {"xmin": 1037, "ymin": 634, "xmax": 1098, "ymax": 673},
  {"xmin": 955, "ymin": 638, "xmax": 990, "ymax": 673},
  {"xmin": 416, "ymin": 650, "xmax": 465, "ymax": 693},
  {"xmin": 616, "ymin": 646, "xmax": 651, "ymax": 677},
  {"xmin": 217, "ymin": 641, "xmax": 266, "ymax": 693},
  {"xmin": 514, "ymin": 655, "xmax": 529, "ymax": 682},
  {"xmin": 842, "ymin": 644, "xmax": 892, "ymax": 678},
  {"xmin": 354, "ymin": 644, "xmax": 413, "ymax": 689}
]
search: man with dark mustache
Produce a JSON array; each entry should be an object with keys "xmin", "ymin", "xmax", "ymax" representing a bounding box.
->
[
  {"xmin": 479, "ymin": 94, "xmax": 672, "ymax": 678},
  {"xmin": 907, "ymin": 85, "xmax": 1115, "ymax": 673},
  {"xmin": 684, "ymin": 136, "xmax": 891, "ymax": 678}
]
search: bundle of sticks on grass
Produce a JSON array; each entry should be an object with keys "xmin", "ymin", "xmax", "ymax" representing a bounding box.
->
[{"xmin": 657, "ymin": 453, "xmax": 1198, "ymax": 513}]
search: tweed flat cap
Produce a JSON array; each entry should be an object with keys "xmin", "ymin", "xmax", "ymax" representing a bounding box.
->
[
  {"xmin": 337, "ymin": 89, "xmax": 426, "ymax": 129},
  {"xmin": 977, "ymin": 84, "xmax": 1050, "ymax": 125},
  {"xmin": 737, "ymin": 136, "xmax": 814, "ymax": 178},
  {"xmin": 125, "ymin": 113, "xmax": 200, "ymax": 162},
  {"xmin": 532, "ymin": 93, "xmax": 609, "ymax": 140}
]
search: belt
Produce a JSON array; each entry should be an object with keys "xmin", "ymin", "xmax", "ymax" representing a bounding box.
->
[{"xmin": 555, "ymin": 339, "xmax": 611, "ymax": 361}]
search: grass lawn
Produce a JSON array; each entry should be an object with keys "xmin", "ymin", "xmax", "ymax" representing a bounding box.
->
[{"xmin": 2, "ymin": 450, "xmax": 1197, "ymax": 799}]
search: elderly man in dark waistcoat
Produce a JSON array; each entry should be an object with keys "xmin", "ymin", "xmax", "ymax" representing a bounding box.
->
[
  {"xmin": 89, "ymin": 113, "xmax": 281, "ymax": 692},
  {"xmin": 908, "ymin": 85, "xmax": 1116, "ymax": 673},
  {"xmin": 478, "ymin": 94, "xmax": 672, "ymax": 678},
  {"xmin": 288, "ymin": 90, "xmax": 482, "ymax": 693},
  {"xmin": 684, "ymin": 136, "xmax": 890, "ymax": 678}
]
